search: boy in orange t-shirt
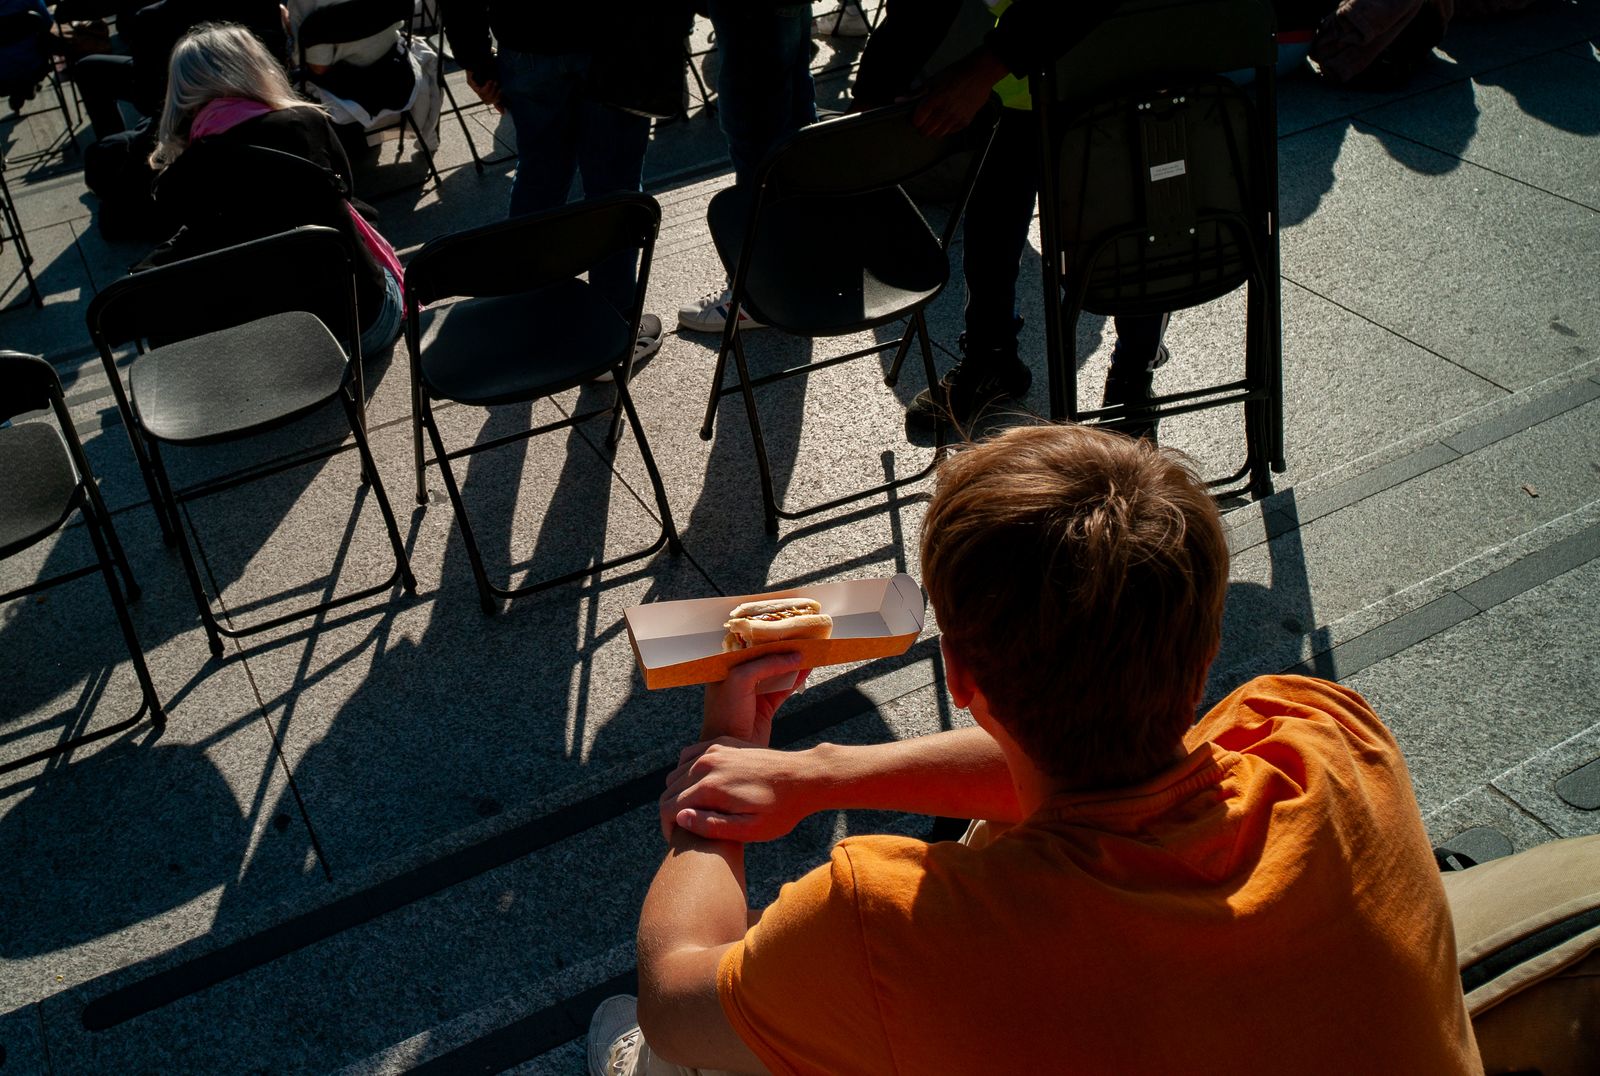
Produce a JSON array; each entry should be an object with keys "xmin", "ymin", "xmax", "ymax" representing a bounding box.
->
[{"xmin": 592, "ymin": 425, "xmax": 1482, "ymax": 1076}]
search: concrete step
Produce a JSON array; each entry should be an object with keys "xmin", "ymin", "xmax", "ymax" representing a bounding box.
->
[{"xmin": 7, "ymin": 358, "xmax": 1594, "ymax": 1074}]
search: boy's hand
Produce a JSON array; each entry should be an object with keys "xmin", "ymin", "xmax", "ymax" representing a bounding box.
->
[
  {"xmin": 700, "ymin": 651, "xmax": 810, "ymax": 746},
  {"xmin": 661, "ymin": 738, "xmax": 817, "ymax": 843}
]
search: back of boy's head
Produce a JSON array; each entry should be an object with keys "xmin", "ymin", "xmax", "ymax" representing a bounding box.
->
[{"xmin": 920, "ymin": 425, "xmax": 1228, "ymax": 789}]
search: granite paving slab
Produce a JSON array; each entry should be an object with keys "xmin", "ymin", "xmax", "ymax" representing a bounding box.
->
[
  {"xmin": 1343, "ymin": 556, "xmax": 1600, "ymax": 812},
  {"xmin": 0, "ymin": 513, "xmax": 324, "ymax": 1017},
  {"xmin": 1424, "ymin": 784, "xmax": 1563, "ymax": 854},
  {"xmin": 1493, "ymin": 718, "xmax": 1600, "ymax": 836},
  {"xmin": 1278, "ymin": 120, "xmax": 1600, "ymax": 390},
  {"xmin": 1218, "ymin": 397, "xmax": 1600, "ymax": 684},
  {"xmin": 212, "ymin": 417, "xmax": 712, "ymax": 873},
  {"xmin": 0, "ymin": 1004, "xmax": 46, "ymax": 1075},
  {"xmin": 1359, "ymin": 48, "xmax": 1600, "ymax": 209}
]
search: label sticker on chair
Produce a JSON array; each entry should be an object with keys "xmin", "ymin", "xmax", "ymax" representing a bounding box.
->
[{"xmin": 1149, "ymin": 160, "xmax": 1187, "ymax": 182}]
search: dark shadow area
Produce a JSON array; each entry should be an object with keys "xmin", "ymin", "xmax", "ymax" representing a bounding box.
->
[{"xmin": 1206, "ymin": 489, "xmax": 1334, "ymax": 708}]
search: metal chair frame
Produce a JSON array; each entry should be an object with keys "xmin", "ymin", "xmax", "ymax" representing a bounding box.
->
[
  {"xmin": 698, "ymin": 100, "xmax": 998, "ymax": 535},
  {"xmin": 86, "ymin": 226, "xmax": 416, "ymax": 660},
  {"xmin": 0, "ymin": 351, "xmax": 162, "ymax": 775},
  {"xmin": 295, "ymin": 0, "xmax": 444, "ymax": 189},
  {"xmin": 0, "ymin": 164, "xmax": 42, "ymax": 308},
  {"xmin": 0, "ymin": 10, "xmax": 81, "ymax": 162},
  {"xmin": 405, "ymin": 192, "xmax": 680, "ymax": 614},
  {"xmin": 1034, "ymin": 0, "xmax": 1284, "ymax": 498}
]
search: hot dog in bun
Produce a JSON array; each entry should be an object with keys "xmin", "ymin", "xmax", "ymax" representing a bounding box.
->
[{"xmin": 722, "ymin": 598, "xmax": 833, "ymax": 652}]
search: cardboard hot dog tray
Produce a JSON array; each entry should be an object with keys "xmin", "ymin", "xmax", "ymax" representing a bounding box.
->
[{"xmin": 624, "ymin": 574, "xmax": 926, "ymax": 689}]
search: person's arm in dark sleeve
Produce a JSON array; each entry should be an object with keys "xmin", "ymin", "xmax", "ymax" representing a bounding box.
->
[{"xmin": 437, "ymin": 0, "xmax": 494, "ymax": 84}]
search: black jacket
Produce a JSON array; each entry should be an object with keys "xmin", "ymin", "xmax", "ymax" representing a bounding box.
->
[
  {"xmin": 143, "ymin": 107, "xmax": 388, "ymax": 333},
  {"xmin": 438, "ymin": 1, "xmax": 591, "ymax": 82}
]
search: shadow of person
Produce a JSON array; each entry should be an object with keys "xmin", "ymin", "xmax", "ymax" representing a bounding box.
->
[
  {"xmin": 1363, "ymin": 75, "xmax": 1481, "ymax": 173},
  {"xmin": 0, "ymin": 740, "xmax": 259, "ymax": 958}
]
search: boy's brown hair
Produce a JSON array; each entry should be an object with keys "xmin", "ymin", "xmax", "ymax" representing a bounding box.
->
[{"xmin": 920, "ymin": 425, "xmax": 1229, "ymax": 789}]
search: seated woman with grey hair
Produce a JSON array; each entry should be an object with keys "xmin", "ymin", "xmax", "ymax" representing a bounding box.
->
[{"xmin": 138, "ymin": 22, "xmax": 406, "ymax": 357}]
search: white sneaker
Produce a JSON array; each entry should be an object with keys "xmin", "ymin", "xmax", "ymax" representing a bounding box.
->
[
  {"xmin": 593, "ymin": 313, "xmax": 662, "ymax": 384},
  {"xmin": 677, "ymin": 288, "xmax": 765, "ymax": 333},
  {"xmin": 812, "ymin": 2, "xmax": 871, "ymax": 37},
  {"xmin": 586, "ymin": 994, "xmax": 643, "ymax": 1076}
]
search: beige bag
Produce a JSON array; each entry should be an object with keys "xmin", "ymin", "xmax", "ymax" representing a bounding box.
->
[{"xmin": 1442, "ymin": 835, "xmax": 1600, "ymax": 1076}]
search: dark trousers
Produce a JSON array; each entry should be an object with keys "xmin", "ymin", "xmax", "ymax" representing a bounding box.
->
[
  {"xmin": 72, "ymin": 52, "xmax": 142, "ymax": 140},
  {"xmin": 966, "ymin": 108, "xmax": 1166, "ymax": 365}
]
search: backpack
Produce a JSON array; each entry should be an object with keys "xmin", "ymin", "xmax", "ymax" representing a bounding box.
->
[{"xmin": 1441, "ymin": 835, "xmax": 1600, "ymax": 1076}]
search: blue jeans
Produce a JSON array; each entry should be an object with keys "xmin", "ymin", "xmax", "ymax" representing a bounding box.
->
[
  {"xmin": 496, "ymin": 48, "xmax": 651, "ymax": 315},
  {"xmin": 360, "ymin": 269, "xmax": 404, "ymax": 358},
  {"xmin": 706, "ymin": 1, "xmax": 816, "ymax": 185}
]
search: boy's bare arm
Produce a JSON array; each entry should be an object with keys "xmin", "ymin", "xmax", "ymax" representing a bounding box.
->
[
  {"xmin": 635, "ymin": 829, "xmax": 769, "ymax": 1074},
  {"xmin": 662, "ymin": 726, "xmax": 1022, "ymax": 843}
]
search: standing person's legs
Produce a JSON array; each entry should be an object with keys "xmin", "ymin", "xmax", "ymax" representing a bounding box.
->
[
  {"xmin": 705, "ymin": 0, "xmax": 816, "ymax": 185},
  {"xmin": 495, "ymin": 48, "xmax": 584, "ymax": 220},
  {"xmin": 680, "ymin": 1, "xmax": 816, "ymax": 332},
  {"xmin": 906, "ymin": 107, "xmax": 1038, "ymax": 427},
  {"xmin": 575, "ymin": 95, "xmax": 651, "ymax": 319}
]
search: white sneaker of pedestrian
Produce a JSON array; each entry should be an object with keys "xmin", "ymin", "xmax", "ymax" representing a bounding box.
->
[{"xmin": 677, "ymin": 288, "xmax": 765, "ymax": 333}]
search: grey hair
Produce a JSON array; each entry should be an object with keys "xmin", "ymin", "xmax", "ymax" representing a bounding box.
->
[{"xmin": 149, "ymin": 23, "xmax": 318, "ymax": 170}]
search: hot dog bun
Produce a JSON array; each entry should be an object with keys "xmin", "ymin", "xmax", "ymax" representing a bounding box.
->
[{"xmin": 722, "ymin": 598, "xmax": 833, "ymax": 652}]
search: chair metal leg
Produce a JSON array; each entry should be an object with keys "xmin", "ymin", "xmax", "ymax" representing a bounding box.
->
[
  {"xmin": 883, "ymin": 316, "xmax": 919, "ymax": 386},
  {"xmin": 79, "ymin": 493, "xmax": 164, "ymax": 722},
  {"xmin": 422, "ymin": 408, "xmax": 498, "ymax": 614},
  {"xmin": 438, "ymin": 68, "xmax": 485, "ymax": 174},
  {"xmin": 341, "ymin": 387, "xmax": 416, "ymax": 594},
  {"xmin": 700, "ymin": 314, "xmax": 739, "ymax": 440},
  {"xmin": 49, "ymin": 68, "xmax": 78, "ymax": 155},
  {"xmin": 727, "ymin": 330, "xmax": 781, "ymax": 535},
  {"xmin": 413, "ymin": 381, "xmax": 429, "ymax": 505},
  {"xmin": 80, "ymin": 460, "xmax": 141, "ymax": 602},
  {"xmin": 145, "ymin": 439, "xmax": 225, "ymax": 659},
  {"xmin": 616, "ymin": 379, "xmax": 682, "ymax": 554},
  {"xmin": 107, "ymin": 378, "xmax": 179, "ymax": 546},
  {"xmin": 407, "ymin": 113, "xmax": 445, "ymax": 189}
]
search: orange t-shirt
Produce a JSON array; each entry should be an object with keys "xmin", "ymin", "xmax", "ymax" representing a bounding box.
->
[{"xmin": 717, "ymin": 675, "xmax": 1481, "ymax": 1075}]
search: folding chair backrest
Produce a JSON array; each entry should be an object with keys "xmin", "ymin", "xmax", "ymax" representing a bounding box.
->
[
  {"xmin": 0, "ymin": 350, "xmax": 61, "ymax": 423},
  {"xmin": 756, "ymin": 99, "xmax": 1000, "ymax": 200},
  {"xmin": 406, "ymin": 192, "xmax": 660, "ymax": 308},
  {"xmin": 1039, "ymin": 0, "xmax": 1276, "ymax": 316},
  {"xmin": 1049, "ymin": 0, "xmax": 1276, "ymax": 100},
  {"xmin": 87, "ymin": 226, "xmax": 361, "ymax": 357},
  {"xmin": 0, "ymin": 10, "xmax": 48, "ymax": 49},
  {"xmin": 297, "ymin": 0, "xmax": 413, "ymax": 53}
]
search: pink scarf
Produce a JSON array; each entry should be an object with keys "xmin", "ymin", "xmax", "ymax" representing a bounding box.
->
[{"xmin": 189, "ymin": 98, "xmax": 406, "ymax": 293}]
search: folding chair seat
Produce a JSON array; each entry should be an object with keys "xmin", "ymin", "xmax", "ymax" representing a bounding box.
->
[
  {"xmin": 296, "ymin": 0, "xmax": 443, "ymax": 189},
  {"xmin": 698, "ymin": 99, "xmax": 999, "ymax": 535},
  {"xmin": 1034, "ymin": 0, "xmax": 1284, "ymax": 498},
  {"xmin": 405, "ymin": 191, "xmax": 679, "ymax": 614},
  {"xmin": 0, "ymin": 351, "xmax": 162, "ymax": 775},
  {"xmin": 87, "ymin": 225, "xmax": 415, "ymax": 661}
]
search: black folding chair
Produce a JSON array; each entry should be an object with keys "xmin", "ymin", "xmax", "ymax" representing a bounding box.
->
[
  {"xmin": 697, "ymin": 99, "xmax": 999, "ymax": 534},
  {"xmin": 86, "ymin": 225, "xmax": 415, "ymax": 660},
  {"xmin": 296, "ymin": 0, "xmax": 443, "ymax": 188},
  {"xmin": 405, "ymin": 191, "xmax": 679, "ymax": 614},
  {"xmin": 0, "ymin": 351, "xmax": 161, "ymax": 775},
  {"xmin": 0, "ymin": 10, "xmax": 79, "ymax": 161},
  {"xmin": 1034, "ymin": 0, "xmax": 1284, "ymax": 498}
]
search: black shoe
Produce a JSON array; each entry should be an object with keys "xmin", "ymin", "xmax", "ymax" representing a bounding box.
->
[
  {"xmin": 907, "ymin": 323, "xmax": 1031, "ymax": 431},
  {"xmin": 1101, "ymin": 343, "xmax": 1170, "ymax": 442}
]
